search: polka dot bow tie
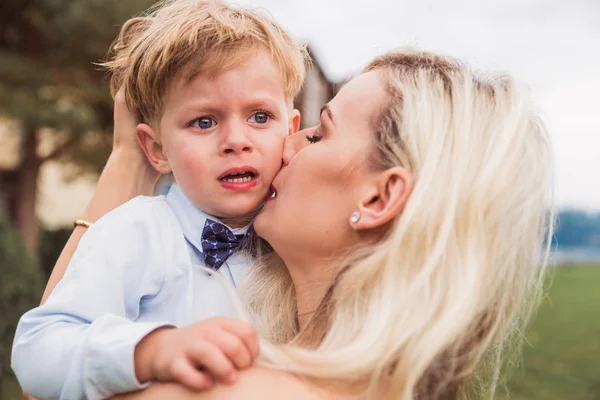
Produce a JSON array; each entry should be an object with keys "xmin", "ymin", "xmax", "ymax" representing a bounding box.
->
[{"xmin": 200, "ymin": 219, "xmax": 245, "ymax": 270}]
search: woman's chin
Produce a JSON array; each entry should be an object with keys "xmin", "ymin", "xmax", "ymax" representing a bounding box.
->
[{"xmin": 252, "ymin": 211, "xmax": 269, "ymax": 238}]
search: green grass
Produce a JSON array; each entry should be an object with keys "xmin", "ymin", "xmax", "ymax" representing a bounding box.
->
[
  {"xmin": 504, "ymin": 265, "xmax": 600, "ymax": 400},
  {"xmin": 2, "ymin": 265, "xmax": 599, "ymax": 399}
]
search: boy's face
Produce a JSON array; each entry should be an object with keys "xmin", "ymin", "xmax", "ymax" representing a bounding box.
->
[{"xmin": 137, "ymin": 49, "xmax": 300, "ymax": 226}]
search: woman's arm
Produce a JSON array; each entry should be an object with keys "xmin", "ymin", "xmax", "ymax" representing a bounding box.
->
[{"xmin": 40, "ymin": 90, "xmax": 159, "ymax": 304}]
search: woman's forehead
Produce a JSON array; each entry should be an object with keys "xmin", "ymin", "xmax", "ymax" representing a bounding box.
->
[{"xmin": 330, "ymin": 70, "xmax": 387, "ymax": 123}]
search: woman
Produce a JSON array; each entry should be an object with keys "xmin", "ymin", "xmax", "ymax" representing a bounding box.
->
[{"xmin": 44, "ymin": 49, "xmax": 554, "ymax": 399}]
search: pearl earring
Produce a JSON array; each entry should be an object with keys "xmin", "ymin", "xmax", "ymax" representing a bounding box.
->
[{"xmin": 350, "ymin": 211, "xmax": 361, "ymax": 225}]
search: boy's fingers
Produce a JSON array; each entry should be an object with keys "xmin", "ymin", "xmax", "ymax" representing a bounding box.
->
[
  {"xmin": 171, "ymin": 358, "xmax": 214, "ymax": 391},
  {"xmin": 207, "ymin": 330, "xmax": 253, "ymax": 370},
  {"xmin": 219, "ymin": 319, "xmax": 260, "ymax": 359},
  {"xmin": 189, "ymin": 341, "xmax": 237, "ymax": 384},
  {"xmin": 22, "ymin": 390, "xmax": 38, "ymax": 400}
]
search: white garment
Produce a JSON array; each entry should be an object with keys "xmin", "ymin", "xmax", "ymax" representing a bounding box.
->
[{"xmin": 12, "ymin": 183, "xmax": 252, "ymax": 399}]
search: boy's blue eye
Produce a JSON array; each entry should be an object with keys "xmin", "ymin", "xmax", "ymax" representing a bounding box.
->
[
  {"xmin": 249, "ymin": 111, "xmax": 270, "ymax": 124},
  {"xmin": 192, "ymin": 117, "xmax": 215, "ymax": 129}
]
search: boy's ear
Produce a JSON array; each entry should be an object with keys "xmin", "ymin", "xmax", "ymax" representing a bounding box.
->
[
  {"xmin": 288, "ymin": 109, "xmax": 301, "ymax": 135},
  {"xmin": 351, "ymin": 167, "xmax": 414, "ymax": 231},
  {"xmin": 136, "ymin": 123, "xmax": 172, "ymax": 174}
]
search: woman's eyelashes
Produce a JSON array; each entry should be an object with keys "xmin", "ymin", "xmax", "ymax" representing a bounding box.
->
[
  {"xmin": 305, "ymin": 125, "xmax": 324, "ymax": 144},
  {"xmin": 306, "ymin": 133, "xmax": 322, "ymax": 144}
]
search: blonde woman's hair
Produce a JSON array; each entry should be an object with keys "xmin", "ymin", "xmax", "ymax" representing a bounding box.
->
[
  {"xmin": 102, "ymin": 0, "xmax": 308, "ymax": 122},
  {"xmin": 241, "ymin": 49, "xmax": 555, "ymax": 399}
]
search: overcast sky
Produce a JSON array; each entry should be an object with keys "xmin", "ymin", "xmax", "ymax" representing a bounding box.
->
[{"xmin": 240, "ymin": 0, "xmax": 600, "ymax": 211}]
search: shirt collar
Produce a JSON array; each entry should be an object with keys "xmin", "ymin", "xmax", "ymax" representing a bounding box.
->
[{"xmin": 166, "ymin": 182, "xmax": 251, "ymax": 252}]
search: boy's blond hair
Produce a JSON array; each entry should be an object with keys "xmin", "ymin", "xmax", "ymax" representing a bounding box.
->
[{"xmin": 104, "ymin": 0, "xmax": 308, "ymax": 122}]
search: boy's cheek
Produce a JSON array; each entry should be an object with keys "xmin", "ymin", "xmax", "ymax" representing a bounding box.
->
[
  {"xmin": 177, "ymin": 150, "xmax": 208, "ymax": 179},
  {"xmin": 266, "ymin": 142, "xmax": 285, "ymax": 169},
  {"xmin": 254, "ymin": 132, "xmax": 284, "ymax": 158},
  {"xmin": 267, "ymin": 130, "xmax": 286, "ymax": 152}
]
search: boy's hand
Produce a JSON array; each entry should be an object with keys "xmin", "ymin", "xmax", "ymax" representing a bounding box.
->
[
  {"xmin": 21, "ymin": 390, "xmax": 37, "ymax": 400},
  {"xmin": 134, "ymin": 317, "xmax": 259, "ymax": 391}
]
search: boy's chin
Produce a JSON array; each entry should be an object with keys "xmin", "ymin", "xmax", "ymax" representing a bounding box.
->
[{"xmin": 209, "ymin": 199, "xmax": 265, "ymax": 226}]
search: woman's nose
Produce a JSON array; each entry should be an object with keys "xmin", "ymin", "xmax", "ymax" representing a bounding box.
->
[{"xmin": 282, "ymin": 130, "xmax": 308, "ymax": 166}]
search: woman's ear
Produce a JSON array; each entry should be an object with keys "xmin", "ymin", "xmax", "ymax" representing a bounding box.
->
[
  {"xmin": 352, "ymin": 167, "xmax": 414, "ymax": 230},
  {"xmin": 288, "ymin": 109, "xmax": 301, "ymax": 135},
  {"xmin": 136, "ymin": 123, "xmax": 172, "ymax": 174}
]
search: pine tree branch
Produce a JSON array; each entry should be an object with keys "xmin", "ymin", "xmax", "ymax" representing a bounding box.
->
[{"xmin": 38, "ymin": 135, "xmax": 79, "ymax": 164}]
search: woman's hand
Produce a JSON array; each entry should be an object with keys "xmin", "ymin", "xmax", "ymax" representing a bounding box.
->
[
  {"xmin": 112, "ymin": 88, "xmax": 143, "ymax": 154},
  {"xmin": 134, "ymin": 318, "xmax": 260, "ymax": 391},
  {"xmin": 103, "ymin": 88, "xmax": 159, "ymax": 198}
]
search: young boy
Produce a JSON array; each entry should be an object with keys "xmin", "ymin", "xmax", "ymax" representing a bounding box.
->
[{"xmin": 11, "ymin": 1, "xmax": 306, "ymax": 398}]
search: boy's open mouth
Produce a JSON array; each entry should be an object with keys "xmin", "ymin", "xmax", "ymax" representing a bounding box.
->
[
  {"xmin": 220, "ymin": 171, "xmax": 256, "ymax": 183},
  {"xmin": 218, "ymin": 166, "xmax": 259, "ymax": 185},
  {"xmin": 266, "ymin": 185, "xmax": 277, "ymax": 201}
]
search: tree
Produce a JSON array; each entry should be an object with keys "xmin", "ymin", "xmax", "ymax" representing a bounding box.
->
[
  {"xmin": 0, "ymin": 0, "xmax": 155, "ymax": 252},
  {"xmin": 0, "ymin": 213, "xmax": 44, "ymax": 387}
]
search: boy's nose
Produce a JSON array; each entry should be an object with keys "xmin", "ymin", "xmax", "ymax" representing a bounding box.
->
[{"xmin": 219, "ymin": 120, "xmax": 253, "ymax": 155}]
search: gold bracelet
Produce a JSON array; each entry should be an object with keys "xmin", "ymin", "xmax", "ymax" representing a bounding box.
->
[{"xmin": 73, "ymin": 219, "xmax": 93, "ymax": 229}]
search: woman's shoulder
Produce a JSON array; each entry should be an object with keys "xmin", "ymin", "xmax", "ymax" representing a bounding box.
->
[
  {"xmin": 211, "ymin": 367, "xmax": 326, "ymax": 400},
  {"xmin": 117, "ymin": 367, "xmax": 328, "ymax": 400}
]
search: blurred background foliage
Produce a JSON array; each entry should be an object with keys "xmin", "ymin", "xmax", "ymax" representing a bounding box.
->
[
  {"xmin": 0, "ymin": 214, "xmax": 42, "ymax": 390},
  {"xmin": 0, "ymin": 0, "xmax": 155, "ymax": 253}
]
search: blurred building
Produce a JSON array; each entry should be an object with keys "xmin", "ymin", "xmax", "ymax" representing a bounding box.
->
[
  {"xmin": 0, "ymin": 47, "xmax": 341, "ymax": 229},
  {"xmin": 294, "ymin": 46, "xmax": 342, "ymax": 130}
]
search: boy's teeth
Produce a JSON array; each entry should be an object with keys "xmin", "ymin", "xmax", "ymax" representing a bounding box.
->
[
  {"xmin": 223, "ymin": 176, "xmax": 252, "ymax": 183},
  {"xmin": 220, "ymin": 170, "xmax": 256, "ymax": 183}
]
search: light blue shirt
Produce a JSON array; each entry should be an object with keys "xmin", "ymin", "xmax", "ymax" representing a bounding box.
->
[{"xmin": 11, "ymin": 183, "xmax": 252, "ymax": 400}]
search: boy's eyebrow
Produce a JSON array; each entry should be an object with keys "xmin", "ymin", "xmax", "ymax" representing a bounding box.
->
[
  {"xmin": 176, "ymin": 94, "xmax": 282, "ymax": 114},
  {"xmin": 320, "ymin": 104, "xmax": 335, "ymax": 125}
]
